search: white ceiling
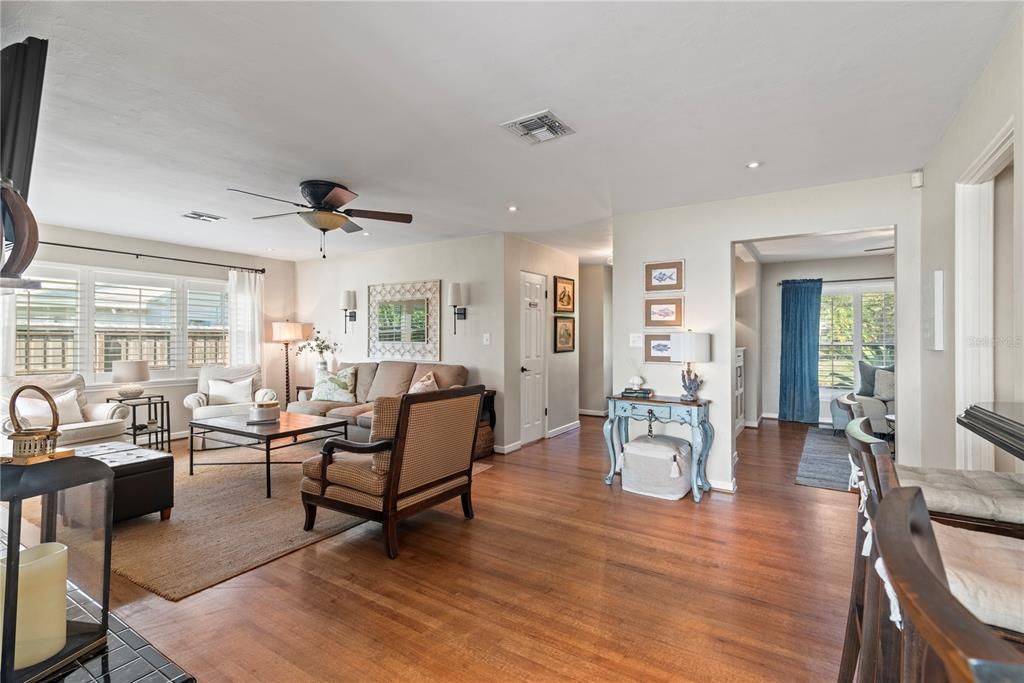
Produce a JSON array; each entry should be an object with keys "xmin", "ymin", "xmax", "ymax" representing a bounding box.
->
[
  {"xmin": 2, "ymin": 2, "xmax": 1014, "ymax": 263},
  {"xmin": 745, "ymin": 226, "xmax": 896, "ymax": 263}
]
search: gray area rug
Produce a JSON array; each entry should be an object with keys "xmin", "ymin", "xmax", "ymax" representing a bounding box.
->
[{"xmin": 795, "ymin": 429, "xmax": 853, "ymax": 492}]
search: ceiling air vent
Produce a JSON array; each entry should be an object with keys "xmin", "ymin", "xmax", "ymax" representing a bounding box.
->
[
  {"xmin": 500, "ymin": 110, "xmax": 575, "ymax": 145},
  {"xmin": 182, "ymin": 210, "xmax": 225, "ymax": 222}
]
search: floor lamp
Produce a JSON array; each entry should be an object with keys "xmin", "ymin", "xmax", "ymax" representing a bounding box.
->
[{"xmin": 272, "ymin": 321, "xmax": 305, "ymax": 406}]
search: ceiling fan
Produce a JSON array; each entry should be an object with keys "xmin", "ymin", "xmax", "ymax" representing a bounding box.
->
[{"xmin": 228, "ymin": 180, "xmax": 412, "ymax": 258}]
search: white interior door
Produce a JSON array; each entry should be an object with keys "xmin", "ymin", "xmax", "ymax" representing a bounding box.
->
[{"xmin": 520, "ymin": 271, "xmax": 546, "ymax": 444}]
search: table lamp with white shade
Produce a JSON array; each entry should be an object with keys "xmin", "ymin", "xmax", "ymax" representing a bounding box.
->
[
  {"xmin": 111, "ymin": 360, "xmax": 150, "ymax": 399},
  {"xmin": 272, "ymin": 321, "xmax": 306, "ymax": 406},
  {"xmin": 670, "ymin": 331, "xmax": 711, "ymax": 401}
]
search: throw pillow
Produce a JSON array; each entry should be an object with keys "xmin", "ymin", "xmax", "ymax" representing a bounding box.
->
[
  {"xmin": 857, "ymin": 361, "xmax": 894, "ymax": 396},
  {"xmin": 311, "ymin": 366, "xmax": 357, "ymax": 403},
  {"xmin": 408, "ymin": 371, "xmax": 439, "ymax": 394},
  {"xmin": 369, "ymin": 395, "xmax": 402, "ymax": 474},
  {"xmin": 208, "ymin": 376, "xmax": 254, "ymax": 405},
  {"xmin": 16, "ymin": 389, "xmax": 84, "ymax": 427},
  {"xmin": 873, "ymin": 369, "xmax": 895, "ymax": 401}
]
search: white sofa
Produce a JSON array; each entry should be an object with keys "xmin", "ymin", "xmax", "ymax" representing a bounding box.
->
[
  {"xmin": 853, "ymin": 393, "xmax": 893, "ymax": 434},
  {"xmin": 1, "ymin": 373, "xmax": 130, "ymax": 452}
]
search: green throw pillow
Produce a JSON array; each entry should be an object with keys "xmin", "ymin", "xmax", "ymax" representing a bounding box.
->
[{"xmin": 311, "ymin": 366, "xmax": 356, "ymax": 403}]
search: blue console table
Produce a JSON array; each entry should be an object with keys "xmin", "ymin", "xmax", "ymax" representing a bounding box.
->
[{"xmin": 603, "ymin": 395, "xmax": 714, "ymax": 502}]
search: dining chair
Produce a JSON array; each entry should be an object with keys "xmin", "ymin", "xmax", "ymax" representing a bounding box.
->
[{"xmin": 874, "ymin": 486, "xmax": 1024, "ymax": 682}]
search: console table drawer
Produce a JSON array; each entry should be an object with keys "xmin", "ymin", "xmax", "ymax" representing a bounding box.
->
[{"xmin": 615, "ymin": 402, "xmax": 673, "ymax": 421}]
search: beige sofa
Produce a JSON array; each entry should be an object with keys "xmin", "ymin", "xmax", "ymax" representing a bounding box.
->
[{"xmin": 289, "ymin": 361, "xmax": 470, "ymax": 442}]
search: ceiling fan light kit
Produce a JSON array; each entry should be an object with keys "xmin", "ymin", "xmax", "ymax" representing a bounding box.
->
[{"xmin": 228, "ymin": 180, "xmax": 412, "ymax": 258}]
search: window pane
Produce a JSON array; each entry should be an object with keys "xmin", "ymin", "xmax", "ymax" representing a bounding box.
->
[
  {"xmin": 15, "ymin": 277, "xmax": 81, "ymax": 375},
  {"xmin": 187, "ymin": 288, "xmax": 229, "ymax": 367},
  {"xmin": 819, "ymin": 293, "xmax": 854, "ymax": 389},
  {"xmin": 862, "ymin": 291, "xmax": 896, "ymax": 350},
  {"xmin": 94, "ymin": 280, "xmax": 176, "ymax": 372}
]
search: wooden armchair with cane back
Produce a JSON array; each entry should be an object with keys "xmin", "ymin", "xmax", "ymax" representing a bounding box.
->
[{"xmin": 300, "ymin": 385, "xmax": 485, "ymax": 558}]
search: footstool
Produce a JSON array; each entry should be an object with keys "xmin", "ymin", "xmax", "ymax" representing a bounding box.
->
[{"xmin": 75, "ymin": 442, "xmax": 175, "ymax": 522}]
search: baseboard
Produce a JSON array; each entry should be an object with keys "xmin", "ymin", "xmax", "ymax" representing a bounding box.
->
[
  {"xmin": 709, "ymin": 477, "xmax": 737, "ymax": 493},
  {"xmin": 761, "ymin": 412, "xmax": 778, "ymax": 420},
  {"xmin": 744, "ymin": 417, "xmax": 761, "ymax": 428},
  {"xmin": 547, "ymin": 420, "xmax": 581, "ymax": 438},
  {"xmin": 494, "ymin": 441, "xmax": 521, "ymax": 454},
  {"xmin": 579, "ymin": 409, "xmax": 608, "ymax": 417},
  {"xmin": 171, "ymin": 430, "xmax": 189, "ymax": 441}
]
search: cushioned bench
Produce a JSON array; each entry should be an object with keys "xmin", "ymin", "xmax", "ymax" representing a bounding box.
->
[{"xmin": 895, "ymin": 464, "xmax": 1024, "ymax": 525}]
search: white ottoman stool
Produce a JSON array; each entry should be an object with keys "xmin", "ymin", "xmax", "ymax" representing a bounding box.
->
[{"xmin": 622, "ymin": 435, "xmax": 693, "ymax": 501}]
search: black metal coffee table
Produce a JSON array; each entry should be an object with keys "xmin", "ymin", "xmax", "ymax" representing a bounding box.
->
[{"xmin": 188, "ymin": 412, "xmax": 348, "ymax": 497}]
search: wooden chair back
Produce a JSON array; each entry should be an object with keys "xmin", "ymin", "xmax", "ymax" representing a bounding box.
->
[
  {"xmin": 874, "ymin": 487, "xmax": 1024, "ymax": 682},
  {"xmin": 838, "ymin": 392, "xmax": 865, "ymax": 422}
]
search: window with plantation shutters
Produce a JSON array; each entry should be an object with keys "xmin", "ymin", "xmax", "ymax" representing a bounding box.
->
[
  {"xmin": 93, "ymin": 276, "xmax": 177, "ymax": 373},
  {"xmin": 14, "ymin": 268, "xmax": 81, "ymax": 375},
  {"xmin": 818, "ymin": 282, "xmax": 895, "ymax": 390},
  {"xmin": 186, "ymin": 285, "xmax": 229, "ymax": 367}
]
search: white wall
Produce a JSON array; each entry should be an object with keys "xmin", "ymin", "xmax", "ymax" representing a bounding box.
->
[
  {"xmin": 503, "ymin": 235, "xmax": 580, "ymax": 445},
  {"xmin": 919, "ymin": 12, "xmax": 1023, "ymax": 469},
  {"xmin": 579, "ymin": 264, "xmax": 613, "ymax": 415},
  {"xmin": 613, "ymin": 175, "xmax": 921, "ymax": 491},
  {"xmin": 759, "ymin": 254, "xmax": 895, "ymax": 422},
  {"xmin": 733, "ymin": 253, "xmax": 761, "ymax": 427},
  {"xmin": 31, "ymin": 224, "xmax": 297, "ymax": 436},
  {"xmin": 293, "ymin": 233, "xmax": 508, "ymax": 441}
]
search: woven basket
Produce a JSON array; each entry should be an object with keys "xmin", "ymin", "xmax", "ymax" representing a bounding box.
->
[{"xmin": 7, "ymin": 384, "xmax": 61, "ymax": 457}]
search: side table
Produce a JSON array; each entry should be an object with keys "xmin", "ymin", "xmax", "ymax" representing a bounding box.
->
[{"xmin": 106, "ymin": 395, "xmax": 172, "ymax": 452}]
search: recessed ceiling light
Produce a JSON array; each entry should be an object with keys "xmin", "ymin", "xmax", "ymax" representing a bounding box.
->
[
  {"xmin": 745, "ymin": 161, "xmax": 762, "ymax": 169},
  {"xmin": 265, "ymin": 248, "xmax": 275, "ymax": 252},
  {"xmin": 508, "ymin": 205, "xmax": 518, "ymax": 213},
  {"xmin": 363, "ymin": 232, "xmax": 370, "ymax": 237}
]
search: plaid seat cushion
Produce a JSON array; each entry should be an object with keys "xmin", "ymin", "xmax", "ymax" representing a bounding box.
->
[{"xmin": 301, "ymin": 453, "xmax": 386, "ymax": 496}]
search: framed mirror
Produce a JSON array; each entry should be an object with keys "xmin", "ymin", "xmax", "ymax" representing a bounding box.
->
[{"xmin": 368, "ymin": 280, "xmax": 440, "ymax": 360}]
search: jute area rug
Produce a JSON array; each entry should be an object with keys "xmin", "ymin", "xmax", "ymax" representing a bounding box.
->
[
  {"xmin": 109, "ymin": 445, "xmax": 494, "ymax": 602},
  {"xmin": 110, "ymin": 441, "xmax": 362, "ymax": 601}
]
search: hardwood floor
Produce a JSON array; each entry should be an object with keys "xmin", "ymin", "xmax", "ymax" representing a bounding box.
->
[{"xmin": 111, "ymin": 418, "xmax": 855, "ymax": 681}]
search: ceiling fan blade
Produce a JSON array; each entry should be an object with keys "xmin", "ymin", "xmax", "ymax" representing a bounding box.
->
[
  {"xmin": 341, "ymin": 220, "xmax": 363, "ymax": 234},
  {"xmin": 228, "ymin": 188, "xmax": 310, "ymax": 209},
  {"xmin": 322, "ymin": 186, "xmax": 359, "ymax": 210},
  {"xmin": 253, "ymin": 211, "xmax": 309, "ymax": 220},
  {"xmin": 342, "ymin": 209, "xmax": 413, "ymax": 224},
  {"xmin": 864, "ymin": 245, "xmax": 895, "ymax": 252}
]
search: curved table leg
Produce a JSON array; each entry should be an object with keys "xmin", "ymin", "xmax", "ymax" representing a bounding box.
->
[
  {"xmin": 603, "ymin": 410, "xmax": 617, "ymax": 485},
  {"xmin": 690, "ymin": 420, "xmax": 704, "ymax": 502},
  {"xmin": 700, "ymin": 420, "xmax": 715, "ymax": 491},
  {"xmin": 617, "ymin": 417, "xmax": 629, "ymax": 472}
]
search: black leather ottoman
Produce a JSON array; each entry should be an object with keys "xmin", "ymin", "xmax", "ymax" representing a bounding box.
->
[{"xmin": 75, "ymin": 442, "xmax": 175, "ymax": 522}]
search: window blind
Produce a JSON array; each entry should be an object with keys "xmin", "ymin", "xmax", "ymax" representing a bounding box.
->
[
  {"xmin": 15, "ymin": 275, "xmax": 81, "ymax": 375},
  {"xmin": 94, "ymin": 278, "xmax": 177, "ymax": 373},
  {"xmin": 186, "ymin": 287, "xmax": 229, "ymax": 367}
]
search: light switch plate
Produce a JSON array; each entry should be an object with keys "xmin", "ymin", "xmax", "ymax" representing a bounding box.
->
[
  {"xmin": 629, "ymin": 333, "xmax": 643, "ymax": 348},
  {"xmin": 482, "ymin": 333, "xmax": 491, "ymax": 346}
]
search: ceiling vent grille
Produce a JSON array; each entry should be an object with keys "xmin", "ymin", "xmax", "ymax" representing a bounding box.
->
[
  {"xmin": 182, "ymin": 210, "xmax": 225, "ymax": 222},
  {"xmin": 500, "ymin": 110, "xmax": 575, "ymax": 145}
]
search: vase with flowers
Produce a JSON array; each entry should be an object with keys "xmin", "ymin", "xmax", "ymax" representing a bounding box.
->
[{"xmin": 296, "ymin": 329, "xmax": 340, "ymax": 371}]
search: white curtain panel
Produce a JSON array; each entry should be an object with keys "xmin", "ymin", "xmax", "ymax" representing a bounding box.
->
[
  {"xmin": 0, "ymin": 291, "xmax": 16, "ymax": 378},
  {"xmin": 228, "ymin": 270, "xmax": 264, "ymax": 366}
]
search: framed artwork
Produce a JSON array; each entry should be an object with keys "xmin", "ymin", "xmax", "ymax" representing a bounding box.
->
[
  {"xmin": 644, "ymin": 297, "xmax": 683, "ymax": 328},
  {"xmin": 553, "ymin": 276, "xmax": 575, "ymax": 313},
  {"xmin": 644, "ymin": 260, "xmax": 684, "ymax": 293},
  {"xmin": 554, "ymin": 316, "xmax": 575, "ymax": 353},
  {"xmin": 643, "ymin": 334, "xmax": 674, "ymax": 363}
]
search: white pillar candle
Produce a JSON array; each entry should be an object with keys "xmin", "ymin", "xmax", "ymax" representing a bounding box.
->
[{"xmin": 0, "ymin": 542, "xmax": 68, "ymax": 669}]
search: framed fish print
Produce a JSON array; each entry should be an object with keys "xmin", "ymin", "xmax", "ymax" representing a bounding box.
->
[
  {"xmin": 553, "ymin": 276, "xmax": 575, "ymax": 313},
  {"xmin": 554, "ymin": 316, "xmax": 575, "ymax": 353},
  {"xmin": 644, "ymin": 297, "xmax": 683, "ymax": 328},
  {"xmin": 644, "ymin": 260, "xmax": 684, "ymax": 293},
  {"xmin": 643, "ymin": 334, "xmax": 673, "ymax": 363}
]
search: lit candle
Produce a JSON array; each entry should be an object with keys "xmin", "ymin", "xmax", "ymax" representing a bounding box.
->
[{"xmin": 0, "ymin": 542, "xmax": 68, "ymax": 669}]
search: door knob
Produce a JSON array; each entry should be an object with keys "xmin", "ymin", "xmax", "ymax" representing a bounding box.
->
[{"xmin": 520, "ymin": 366, "xmax": 528, "ymax": 373}]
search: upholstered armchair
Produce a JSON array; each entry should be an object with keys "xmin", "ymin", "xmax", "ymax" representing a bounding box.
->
[
  {"xmin": 1, "ymin": 373, "xmax": 130, "ymax": 452},
  {"xmin": 301, "ymin": 385, "xmax": 485, "ymax": 558},
  {"xmin": 183, "ymin": 364, "xmax": 276, "ymax": 419}
]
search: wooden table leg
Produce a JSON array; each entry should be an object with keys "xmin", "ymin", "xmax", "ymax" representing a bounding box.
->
[{"xmin": 265, "ymin": 439, "xmax": 272, "ymax": 498}]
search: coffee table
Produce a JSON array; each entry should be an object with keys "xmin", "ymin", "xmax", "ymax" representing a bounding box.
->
[{"xmin": 188, "ymin": 412, "xmax": 348, "ymax": 497}]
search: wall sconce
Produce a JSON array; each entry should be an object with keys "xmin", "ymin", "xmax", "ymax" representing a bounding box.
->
[
  {"xmin": 340, "ymin": 290, "xmax": 357, "ymax": 333},
  {"xmin": 448, "ymin": 282, "xmax": 467, "ymax": 335}
]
